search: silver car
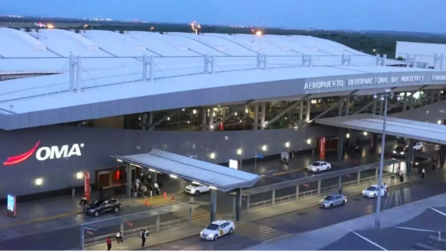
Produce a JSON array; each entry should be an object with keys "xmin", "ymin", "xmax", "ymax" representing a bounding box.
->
[{"xmin": 319, "ymin": 194, "xmax": 347, "ymax": 208}]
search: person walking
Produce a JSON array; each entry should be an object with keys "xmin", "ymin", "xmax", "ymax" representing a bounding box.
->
[
  {"xmin": 399, "ymin": 169, "xmax": 404, "ymax": 182},
  {"xmin": 115, "ymin": 232, "xmax": 123, "ymax": 243},
  {"xmin": 106, "ymin": 237, "xmax": 112, "ymax": 250},
  {"xmin": 422, "ymin": 168, "xmax": 426, "ymax": 179},
  {"xmin": 141, "ymin": 229, "xmax": 149, "ymax": 247}
]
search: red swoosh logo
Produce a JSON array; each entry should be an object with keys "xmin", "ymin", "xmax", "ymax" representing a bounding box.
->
[{"xmin": 3, "ymin": 141, "xmax": 40, "ymax": 166}]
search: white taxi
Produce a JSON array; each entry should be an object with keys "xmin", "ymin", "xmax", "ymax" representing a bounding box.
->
[
  {"xmin": 185, "ymin": 183, "xmax": 210, "ymax": 195},
  {"xmin": 362, "ymin": 185, "xmax": 387, "ymax": 198},
  {"xmin": 200, "ymin": 220, "xmax": 235, "ymax": 240},
  {"xmin": 308, "ymin": 161, "xmax": 331, "ymax": 172}
]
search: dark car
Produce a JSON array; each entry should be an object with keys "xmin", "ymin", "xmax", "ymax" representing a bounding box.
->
[
  {"xmin": 397, "ymin": 137, "xmax": 406, "ymax": 145},
  {"xmin": 414, "ymin": 156, "xmax": 431, "ymax": 167},
  {"xmin": 393, "ymin": 146, "xmax": 406, "ymax": 157},
  {"xmin": 84, "ymin": 199, "xmax": 121, "ymax": 217}
]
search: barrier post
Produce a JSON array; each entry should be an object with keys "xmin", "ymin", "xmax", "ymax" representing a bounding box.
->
[
  {"xmin": 156, "ymin": 215, "xmax": 160, "ymax": 232},
  {"xmin": 338, "ymin": 176, "xmax": 342, "ymax": 186},
  {"xmin": 295, "ymin": 185, "xmax": 299, "ymax": 200},
  {"xmin": 272, "ymin": 190, "xmax": 276, "ymax": 206},
  {"xmin": 357, "ymin": 171, "xmax": 361, "ymax": 184},
  {"xmin": 188, "ymin": 207, "xmax": 192, "ymax": 226},
  {"xmin": 317, "ymin": 180, "xmax": 321, "ymax": 194},
  {"xmin": 120, "ymin": 223, "xmax": 124, "ymax": 236},
  {"xmin": 246, "ymin": 196, "xmax": 251, "ymax": 212}
]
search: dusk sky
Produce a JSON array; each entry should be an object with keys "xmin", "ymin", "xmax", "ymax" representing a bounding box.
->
[{"xmin": 1, "ymin": 0, "xmax": 444, "ymax": 33}]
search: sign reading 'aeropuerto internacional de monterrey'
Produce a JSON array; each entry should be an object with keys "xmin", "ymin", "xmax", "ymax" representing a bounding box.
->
[{"xmin": 303, "ymin": 74, "xmax": 446, "ymax": 91}]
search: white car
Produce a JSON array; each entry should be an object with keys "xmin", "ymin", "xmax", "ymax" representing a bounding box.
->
[
  {"xmin": 413, "ymin": 142, "xmax": 423, "ymax": 151},
  {"xmin": 308, "ymin": 161, "xmax": 331, "ymax": 172},
  {"xmin": 362, "ymin": 185, "xmax": 387, "ymax": 198},
  {"xmin": 200, "ymin": 220, "xmax": 235, "ymax": 240},
  {"xmin": 185, "ymin": 183, "xmax": 210, "ymax": 195}
]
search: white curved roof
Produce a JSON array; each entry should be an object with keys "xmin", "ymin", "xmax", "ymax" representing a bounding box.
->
[{"xmin": 0, "ymin": 28, "xmax": 445, "ymax": 130}]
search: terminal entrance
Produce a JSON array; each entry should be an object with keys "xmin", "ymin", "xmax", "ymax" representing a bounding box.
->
[{"xmin": 111, "ymin": 149, "xmax": 260, "ymax": 223}]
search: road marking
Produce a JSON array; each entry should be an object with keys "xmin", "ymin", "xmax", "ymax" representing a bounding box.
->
[
  {"xmin": 236, "ymin": 222, "xmax": 290, "ymax": 242},
  {"xmin": 352, "ymin": 231, "xmax": 388, "ymax": 250},
  {"xmin": 272, "ymin": 167, "xmax": 305, "ymax": 177}
]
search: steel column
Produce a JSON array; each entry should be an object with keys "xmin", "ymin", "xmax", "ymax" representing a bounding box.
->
[
  {"xmin": 357, "ymin": 171, "xmax": 361, "ymax": 184},
  {"xmin": 202, "ymin": 107, "xmax": 206, "ymax": 131},
  {"xmin": 235, "ymin": 188, "xmax": 241, "ymax": 221},
  {"xmin": 317, "ymin": 180, "xmax": 321, "ymax": 194},
  {"xmin": 338, "ymin": 99, "xmax": 344, "ymax": 116},
  {"xmin": 254, "ymin": 104, "xmax": 259, "ymax": 130},
  {"xmin": 210, "ymin": 189, "xmax": 217, "ymax": 223},
  {"xmin": 120, "ymin": 223, "xmax": 124, "ymax": 236},
  {"xmin": 246, "ymin": 196, "xmax": 251, "ymax": 212},
  {"xmin": 403, "ymin": 92, "xmax": 409, "ymax": 111},
  {"xmin": 375, "ymin": 167, "xmax": 379, "ymax": 182},
  {"xmin": 440, "ymin": 145, "xmax": 446, "ymax": 168},
  {"xmin": 75, "ymin": 56, "xmax": 82, "ymax": 93},
  {"xmin": 337, "ymin": 129, "xmax": 344, "ymax": 161},
  {"xmin": 372, "ymin": 98, "xmax": 377, "ymax": 114},
  {"xmin": 209, "ymin": 108, "xmax": 214, "ymax": 130},
  {"xmin": 378, "ymin": 99, "xmax": 383, "ymax": 115},
  {"xmin": 345, "ymin": 96, "xmax": 350, "ymax": 115},
  {"xmin": 126, "ymin": 164, "xmax": 132, "ymax": 198},
  {"xmin": 260, "ymin": 102, "xmax": 266, "ymax": 130},
  {"xmin": 148, "ymin": 112, "xmax": 153, "ymax": 128},
  {"xmin": 338, "ymin": 176, "xmax": 342, "ymax": 186},
  {"xmin": 69, "ymin": 54, "xmax": 75, "ymax": 92},
  {"xmin": 305, "ymin": 99, "xmax": 311, "ymax": 122},
  {"xmin": 299, "ymin": 100, "xmax": 304, "ymax": 124}
]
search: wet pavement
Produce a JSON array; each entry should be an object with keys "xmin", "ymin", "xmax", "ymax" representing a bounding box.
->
[
  {"xmin": 148, "ymin": 168, "xmax": 446, "ymax": 250},
  {"xmin": 0, "ymin": 140, "xmax": 439, "ymax": 249}
]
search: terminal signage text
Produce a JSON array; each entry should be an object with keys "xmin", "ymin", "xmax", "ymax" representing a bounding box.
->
[{"xmin": 303, "ymin": 74, "xmax": 438, "ymax": 91}]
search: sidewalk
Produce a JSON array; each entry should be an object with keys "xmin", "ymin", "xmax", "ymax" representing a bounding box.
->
[{"xmin": 85, "ymin": 225, "xmax": 203, "ymax": 250}]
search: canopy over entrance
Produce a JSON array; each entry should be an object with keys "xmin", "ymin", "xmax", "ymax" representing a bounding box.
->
[
  {"xmin": 316, "ymin": 114, "xmax": 446, "ymax": 145},
  {"xmin": 111, "ymin": 149, "xmax": 260, "ymax": 192}
]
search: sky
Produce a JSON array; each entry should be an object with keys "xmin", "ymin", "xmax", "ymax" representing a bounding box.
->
[{"xmin": 1, "ymin": 0, "xmax": 445, "ymax": 33}]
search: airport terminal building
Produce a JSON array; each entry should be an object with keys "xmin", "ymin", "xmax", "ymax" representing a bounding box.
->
[{"xmin": 0, "ymin": 27, "xmax": 446, "ymax": 201}]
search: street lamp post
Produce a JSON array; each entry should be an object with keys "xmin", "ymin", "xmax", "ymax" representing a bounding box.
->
[{"xmin": 374, "ymin": 90, "xmax": 399, "ymax": 229}]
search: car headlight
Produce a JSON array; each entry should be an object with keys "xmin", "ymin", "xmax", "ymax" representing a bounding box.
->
[
  {"xmin": 344, "ymin": 199, "xmax": 347, "ymax": 202},
  {"xmin": 393, "ymin": 151, "xmax": 396, "ymax": 154},
  {"xmin": 400, "ymin": 151, "xmax": 404, "ymax": 155},
  {"xmin": 208, "ymin": 234, "xmax": 213, "ymax": 237},
  {"xmin": 362, "ymin": 190, "xmax": 365, "ymax": 193}
]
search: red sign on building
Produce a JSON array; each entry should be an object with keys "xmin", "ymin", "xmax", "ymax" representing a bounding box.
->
[
  {"xmin": 319, "ymin": 137, "xmax": 326, "ymax": 160},
  {"xmin": 84, "ymin": 171, "xmax": 91, "ymax": 202}
]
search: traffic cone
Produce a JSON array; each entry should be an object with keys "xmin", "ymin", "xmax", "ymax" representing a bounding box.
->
[
  {"xmin": 145, "ymin": 199, "xmax": 149, "ymax": 206},
  {"xmin": 171, "ymin": 194, "xmax": 175, "ymax": 200},
  {"xmin": 163, "ymin": 191, "xmax": 167, "ymax": 198}
]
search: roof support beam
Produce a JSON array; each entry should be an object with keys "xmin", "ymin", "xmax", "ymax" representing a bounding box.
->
[
  {"xmin": 309, "ymin": 91, "xmax": 356, "ymax": 123},
  {"xmin": 220, "ymin": 100, "xmax": 255, "ymax": 125},
  {"xmin": 353, "ymin": 99, "xmax": 375, "ymax": 115},
  {"xmin": 149, "ymin": 109, "xmax": 181, "ymax": 130},
  {"xmin": 263, "ymin": 94, "xmax": 311, "ymax": 128},
  {"xmin": 320, "ymin": 99, "xmax": 338, "ymax": 117}
]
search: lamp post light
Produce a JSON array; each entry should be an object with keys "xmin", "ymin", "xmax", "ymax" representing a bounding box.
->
[{"xmin": 373, "ymin": 89, "xmax": 400, "ymax": 230}]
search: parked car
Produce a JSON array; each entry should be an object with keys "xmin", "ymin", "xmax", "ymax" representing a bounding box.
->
[
  {"xmin": 200, "ymin": 220, "xmax": 235, "ymax": 240},
  {"xmin": 362, "ymin": 185, "xmax": 387, "ymax": 198},
  {"xmin": 413, "ymin": 142, "xmax": 423, "ymax": 151},
  {"xmin": 84, "ymin": 199, "xmax": 121, "ymax": 217},
  {"xmin": 319, "ymin": 194, "xmax": 347, "ymax": 208},
  {"xmin": 185, "ymin": 183, "xmax": 210, "ymax": 195},
  {"xmin": 308, "ymin": 161, "xmax": 331, "ymax": 172}
]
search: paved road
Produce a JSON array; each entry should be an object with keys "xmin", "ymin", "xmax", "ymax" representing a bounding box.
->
[{"xmin": 147, "ymin": 174, "xmax": 446, "ymax": 250}]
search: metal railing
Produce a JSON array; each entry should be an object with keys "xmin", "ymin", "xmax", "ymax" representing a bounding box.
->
[
  {"xmin": 84, "ymin": 218, "xmax": 189, "ymax": 246},
  {"xmin": 248, "ymin": 173, "xmax": 390, "ymax": 210}
]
